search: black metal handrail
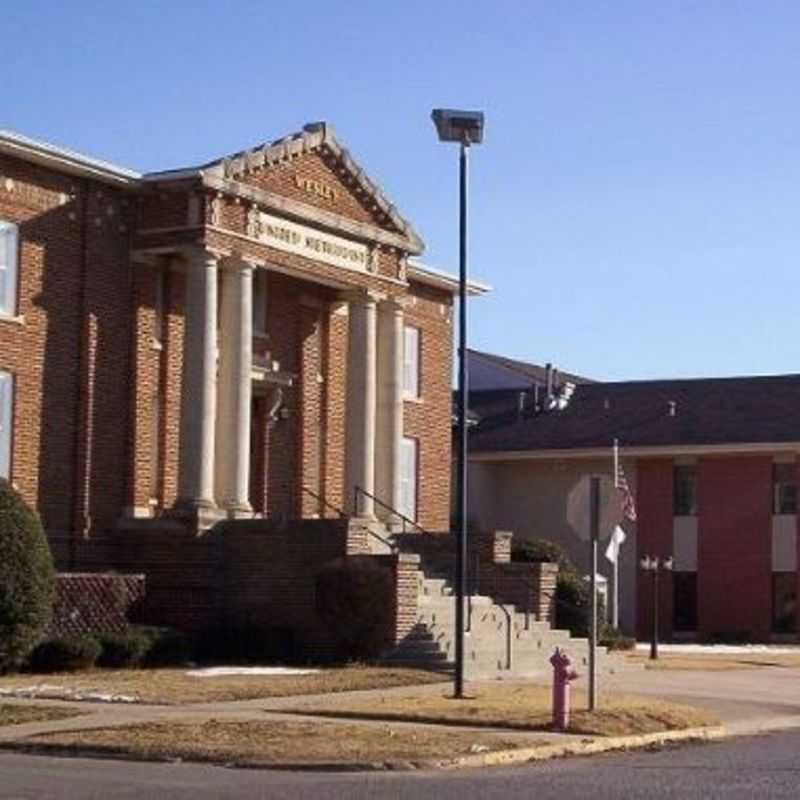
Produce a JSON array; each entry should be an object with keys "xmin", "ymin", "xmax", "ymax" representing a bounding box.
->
[
  {"xmin": 353, "ymin": 486, "xmax": 429, "ymax": 536},
  {"xmin": 302, "ymin": 485, "xmax": 397, "ymax": 553},
  {"xmin": 301, "ymin": 485, "xmax": 346, "ymax": 519}
]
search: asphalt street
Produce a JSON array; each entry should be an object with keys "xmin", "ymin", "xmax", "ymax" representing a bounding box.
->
[{"xmin": 1, "ymin": 729, "xmax": 799, "ymax": 799}]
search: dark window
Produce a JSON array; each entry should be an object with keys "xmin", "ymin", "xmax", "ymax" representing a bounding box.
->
[
  {"xmin": 772, "ymin": 573, "xmax": 797, "ymax": 634},
  {"xmin": 673, "ymin": 572, "xmax": 697, "ymax": 632},
  {"xmin": 673, "ymin": 465, "xmax": 697, "ymax": 516},
  {"xmin": 772, "ymin": 464, "xmax": 797, "ymax": 515}
]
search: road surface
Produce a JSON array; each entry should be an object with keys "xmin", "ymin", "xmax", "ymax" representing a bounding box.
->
[{"xmin": 1, "ymin": 729, "xmax": 799, "ymax": 799}]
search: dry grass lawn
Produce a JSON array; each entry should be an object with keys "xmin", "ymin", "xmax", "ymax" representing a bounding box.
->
[
  {"xmin": 626, "ymin": 653, "xmax": 800, "ymax": 671},
  {"xmin": 25, "ymin": 719, "xmax": 531, "ymax": 765},
  {"xmin": 0, "ymin": 666, "xmax": 444, "ymax": 705},
  {"xmin": 284, "ymin": 682, "xmax": 718, "ymax": 737},
  {"xmin": 0, "ymin": 704, "xmax": 83, "ymax": 727}
]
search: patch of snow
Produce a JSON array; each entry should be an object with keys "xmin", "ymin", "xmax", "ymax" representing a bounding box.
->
[
  {"xmin": 185, "ymin": 666, "xmax": 320, "ymax": 678},
  {"xmin": 634, "ymin": 643, "xmax": 800, "ymax": 655},
  {"xmin": 0, "ymin": 685, "xmax": 139, "ymax": 703}
]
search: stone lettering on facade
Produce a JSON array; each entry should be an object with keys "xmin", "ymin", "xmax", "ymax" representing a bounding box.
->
[
  {"xmin": 257, "ymin": 211, "xmax": 369, "ymax": 272},
  {"xmin": 293, "ymin": 174, "xmax": 339, "ymax": 203}
]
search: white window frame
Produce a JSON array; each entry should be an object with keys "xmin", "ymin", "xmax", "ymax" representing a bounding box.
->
[
  {"xmin": 0, "ymin": 370, "xmax": 13, "ymax": 480},
  {"xmin": 403, "ymin": 325, "xmax": 421, "ymax": 399},
  {"xmin": 0, "ymin": 220, "xmax": 20, "ymax": 318},
  {"xmin": 399, "ymin": 436, "xmax": 418, "ymax": 522}
]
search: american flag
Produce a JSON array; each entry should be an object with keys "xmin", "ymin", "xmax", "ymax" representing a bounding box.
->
[{"xmin": 616, "ymin": 463, "xmax": 637, "ymax": 522}]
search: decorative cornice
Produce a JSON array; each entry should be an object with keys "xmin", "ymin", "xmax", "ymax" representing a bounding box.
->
[
  {"xmin": 202, "ymin": 173, "xmax": 421, "ymax": 254},
  {"xmin": 200, "ymin": 122, "xmax": 424, "ymax": 254}
]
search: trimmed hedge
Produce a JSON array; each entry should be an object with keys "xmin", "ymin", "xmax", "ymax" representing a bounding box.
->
[
  {"xmin": 512, "ymin": 537, "xmax": 607, "ymax": 638},
  {"xmin": 0, "ymin": 479, "xmax": 55, "ymax": 673},
  {"xmin": 315, "ymin": 557, "xmax": 394, "ymax": 660},
  {"xmin": 97, "ymin": 630, "xmax": 151, "ymax": 668},
  {"xmin": 138, "ymin": 626, "xmax": 192, "ymax": 667},
  {"xmin": 29, "ymin": 635, "xmax": 101, "ymax": 673}
]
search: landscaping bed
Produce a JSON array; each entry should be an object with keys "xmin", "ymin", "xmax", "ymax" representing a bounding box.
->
[
  {"xmin": 0, "ymin": 666, "xmax": 445, "ymax": 705},
  {"xmin": 0, "ymin": 704, "xmax": 84, "ymax": 727},
  {"xmin": 282, "ymin": 682, "xmax": 719, "ymax": 737},
  {"xmin": 16, "ymin": 719, "xmax": 533, "ymax": 766}
]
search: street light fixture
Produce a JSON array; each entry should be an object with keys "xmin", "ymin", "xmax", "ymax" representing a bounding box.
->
[
  {"xmin": 431, "ymin": 107, "xmax": 484, "ymax": 699},
  {"xmin": 639, "ymin": 555, "xmax": 673, "ymax": 660}
]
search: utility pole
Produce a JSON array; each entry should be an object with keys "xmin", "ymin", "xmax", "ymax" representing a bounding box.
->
[{"xmin": 589, "ymin": 476, "xmax": 599, "ymax": 711}]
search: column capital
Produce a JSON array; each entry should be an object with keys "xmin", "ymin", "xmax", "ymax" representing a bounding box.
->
[
  {"xmin": 181, "ymin": 245, "xmax": 228, "ymax": 268},
  {"xmin": 219, "ymin": 256, "xmax": 257, "ymax": 275},
  {"xmin": 380, "ymin": 295, "xmax": 412, "ymax": 314},
  {"xmin": 339, "ymin": 288, "xmax": 385, "ymax": 307}
]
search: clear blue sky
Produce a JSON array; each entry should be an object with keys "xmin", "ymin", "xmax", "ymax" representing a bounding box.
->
[{"xmin": 5, "ymin": 1, "xmax": 800, "ymax": 380}]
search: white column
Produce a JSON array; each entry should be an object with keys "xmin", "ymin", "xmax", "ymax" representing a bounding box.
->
[
  {"xmin": 345, "ymin": 290, "xmax": 380, "ymax": 518},
  {"xmin": 216, "ymin": 259, "xmax": 254, "ymax": 517},
  {"xmin": 375, "ymin": 298, "xmax": 405, "ymax": 524},
  {"xmin": 177, "ymin": 249, "xmax": 218, "ymax": 510}
]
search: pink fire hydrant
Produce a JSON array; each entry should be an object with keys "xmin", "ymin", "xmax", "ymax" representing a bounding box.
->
[{"xmin": 550, "ymin": 647, "xmax": 579, "ymax": 731}]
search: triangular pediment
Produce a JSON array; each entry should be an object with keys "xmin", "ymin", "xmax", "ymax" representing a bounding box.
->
[{"xmin": 202, "ymin": 122, "xmax": 424, "ymax": 253}]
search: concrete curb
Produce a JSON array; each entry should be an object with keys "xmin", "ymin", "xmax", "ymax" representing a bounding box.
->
[
  {"xmin": 0, "ymin": 725, "xmax": 727, "ymax": 772},
  {"xmin": 435, "ymin": 725, "xmax": 727, "ymax": 770}
]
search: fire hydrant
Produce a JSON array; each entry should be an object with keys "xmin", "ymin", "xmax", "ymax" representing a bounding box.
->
[{"xmin": 550, "ymin": 647, "xmax": 579, "ymax": 731}]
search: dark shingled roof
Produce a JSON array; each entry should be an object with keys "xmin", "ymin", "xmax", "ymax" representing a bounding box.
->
[
  {"xmin": 468, "ymin": 349, "xmax": 593, "ymax": 392},
  {"xmin": 469, "ymin": 373, "xmax": 800, "ymax": 453}
]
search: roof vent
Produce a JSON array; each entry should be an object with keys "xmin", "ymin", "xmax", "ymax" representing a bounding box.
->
[
  {"xmin": 668, "ymin": 400, "xmax": 677, "ymax": 417},
  {"xmin": 555, "ymin": 381, "xmax": 576, "ymax": 410}
]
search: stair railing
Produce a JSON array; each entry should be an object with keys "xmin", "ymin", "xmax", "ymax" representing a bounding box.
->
[
  {"xmin": 301, "ymin": 486, "xmax": 397, "ymax": 553},
  {"xmin": 301, "ymin": 485, "xmax": 347, "ymax": 519},
  {"xmin": 353, "ymin": 486, "xmax": 429, "ymax": 536}
]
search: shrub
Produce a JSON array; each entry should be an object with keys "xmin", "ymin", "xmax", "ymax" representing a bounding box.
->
[
  {"xmin": 138, "ymin": 626, "xmax": 192, "ymax": 667},
  {"xmin": 599, "ymin": 625, "xmax": 636, "ymax": 651},
  {"xmin": 29, "ymin": 635, "xmax": 101, "ymax": 673},
  {"xmin": 555, "ymin": 571, "xmax": 606, "ymax": 638},
  {"xmin": 97, "ymin": 630, "xmax": 151, "ymax": 668},
  {"xmin": 315, "ymin": 557, "xmax": 394, "ymax": 661},
  {"xmin": 511, "ymin": 538, "xmax": 574, "ymax": 571},
  {"xmin": 194, "ymin": 624, "xmax": 296, "ymax": 665},
  {"xmin": 0, "ymin": 479, "xmax": 55, "ymax": 673}
]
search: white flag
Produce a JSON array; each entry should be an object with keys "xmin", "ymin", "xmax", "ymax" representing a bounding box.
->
[{"xmin": 604, "ymin": 525, "xmax": 626, "ymax": 564}]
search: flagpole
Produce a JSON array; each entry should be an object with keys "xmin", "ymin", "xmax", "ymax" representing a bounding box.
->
[{"xmin": 612, "ymin": 439, "xmax": 620, "ymax": 630}]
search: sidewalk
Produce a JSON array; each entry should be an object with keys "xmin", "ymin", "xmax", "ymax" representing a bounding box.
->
[
  {"xmin": 0, "ymin": 664, "xmax": 796, "ymax": 768},
  {"xmin": 599, "ymin": 663, "xmax": 800, "ymax": 735}
]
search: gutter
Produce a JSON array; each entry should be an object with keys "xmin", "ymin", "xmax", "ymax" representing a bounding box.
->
[
  {"xmin": 470, "ymin": 441, "xmax": 800, "ymax": 462},
  {"xmin": 0, "ymin": 130, "xmax": 140, "ymax": 188},
  {"xmin": 407, "ymin": 259, "xmax": 490, "ymax": 296}
]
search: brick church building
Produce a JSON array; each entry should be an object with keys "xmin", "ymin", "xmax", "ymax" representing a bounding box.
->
[
  {"xmin": 0, "ymin": 123, "xmax": 498, "ymax": 650},
  {"xmin": 0, "ymin": 123, "xmax": 471, "ymax": 548}
]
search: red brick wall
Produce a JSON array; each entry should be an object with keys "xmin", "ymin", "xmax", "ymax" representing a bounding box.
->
[
  {"xmin": 698, "ymin": 456, "xmax": 772, "ymax": 641},
  {"xmin": 2, "ymin": 142, "xmax": 455, "ymax": 572},
  {"xmin": 635, "ymin": 459, "xmax": 674, "ymax": 640},
  {"xmin": 236, "ymin": 151, "xmax": 402, "ymax": 239},
  {"xmin": 404, "ymin": 280, "xmax": 453, "ymax": 531},
  {"xmin": 0, "ymin": 155, "xmax": 134, "ymax": 564}
]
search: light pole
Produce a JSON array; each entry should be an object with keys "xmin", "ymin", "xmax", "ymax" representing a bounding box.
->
[
  {"xmin": 639, "ymin": 555, "xmax": 673, "ymax": 660},
  {"xmin": 431, "ymin": 108, "xmax": 484, "ymax": 699}
]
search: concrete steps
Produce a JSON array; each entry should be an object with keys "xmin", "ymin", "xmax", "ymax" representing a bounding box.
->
[{"xmin": 382, "ymin": 569, "xmax": 634, "ymax": 679}]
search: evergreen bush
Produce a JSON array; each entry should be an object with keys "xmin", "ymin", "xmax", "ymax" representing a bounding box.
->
[
  {"xmin": 315, "ymin": 557, "xmax": 394, "ymax": 660},
  {"xmin": 0, "ymin": 479, "xmax": 55, "ymax": 673},
  {"xmin": 29, "ymin": 634, "xmax": 101, "ymax": 672}
]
